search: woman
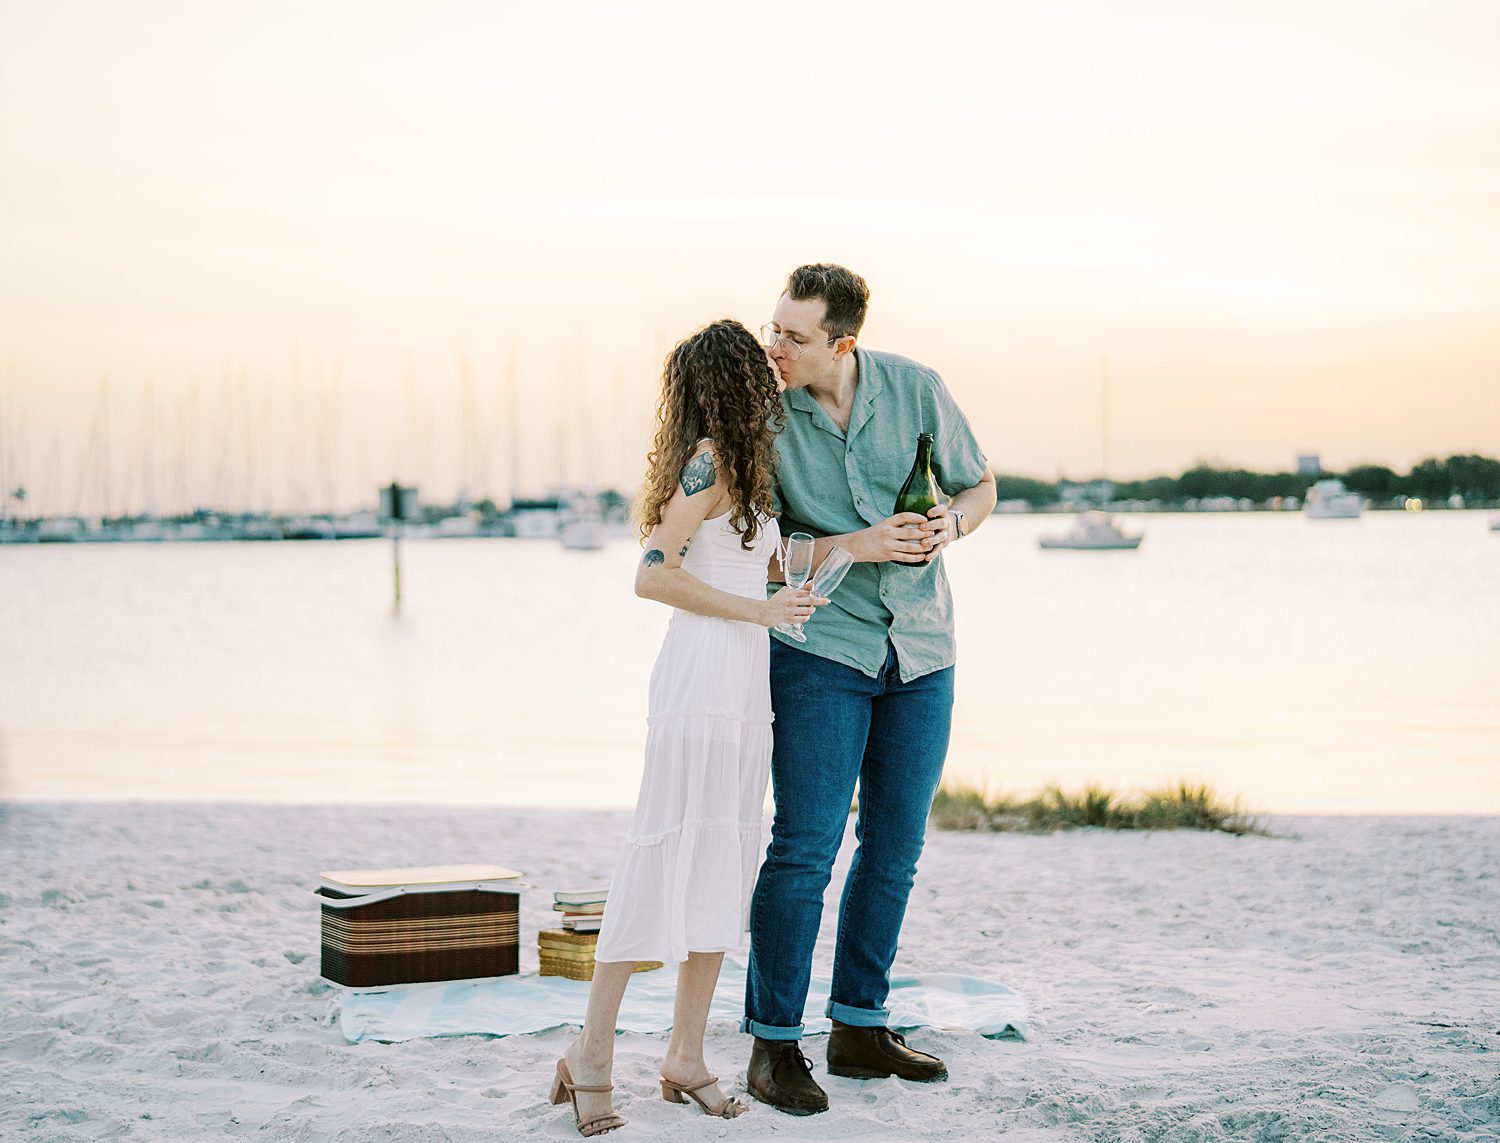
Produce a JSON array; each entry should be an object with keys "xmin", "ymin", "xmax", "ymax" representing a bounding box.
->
[{"xmin": 549, "ymin": 319, "xmax": 824, "ymax": 1136}]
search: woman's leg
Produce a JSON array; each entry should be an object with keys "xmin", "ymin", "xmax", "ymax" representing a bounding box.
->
[
  {"xmin": 563, "ymin": 960, "xmax": 635, "ymax": 1125},
  {"xmin": 661, "ymin": 951, "xmax": 734, "ymax": 1105}
]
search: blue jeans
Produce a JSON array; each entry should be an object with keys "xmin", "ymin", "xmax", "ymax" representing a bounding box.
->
[{"xmin": 742, "ymin": 640, "xmax": 954, "ymax": 1039}]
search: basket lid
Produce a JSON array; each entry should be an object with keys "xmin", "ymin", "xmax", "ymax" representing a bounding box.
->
[{"xmin": 320, "ymin": 863, "xmax": 523, "ymax": 893}]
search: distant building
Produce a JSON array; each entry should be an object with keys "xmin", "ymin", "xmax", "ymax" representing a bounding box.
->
[{"xmin": 1296, "ymin": 453, "xmax": 1322, "ymax": 477}]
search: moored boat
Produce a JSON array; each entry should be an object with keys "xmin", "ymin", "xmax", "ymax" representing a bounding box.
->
[
  {"xmin": 559, "ymin": 493, "xmax": 604, "ymax": 551},
  {"xmin": 1303, "ymin": 479, "xmax": 1365, "ymax": 519},
  {"xmin": 1038, "ymin": 510, "xmax": 1142, "ymax": 551}
]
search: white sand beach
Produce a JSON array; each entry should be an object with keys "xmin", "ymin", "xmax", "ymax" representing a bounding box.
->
[{"xmin": 2, "ymin": 802, "xmax": 1496, "ymax": 1141}]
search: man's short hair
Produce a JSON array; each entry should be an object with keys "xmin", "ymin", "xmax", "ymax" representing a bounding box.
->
[{"xmin": 786, "ymin": 263, "xmax": 870, "ymax": 341}]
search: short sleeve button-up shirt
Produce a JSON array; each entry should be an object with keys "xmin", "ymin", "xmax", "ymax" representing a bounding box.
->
[{"xmin": 770, "ymin": 347, "xmax": 989, "ymax": 681}]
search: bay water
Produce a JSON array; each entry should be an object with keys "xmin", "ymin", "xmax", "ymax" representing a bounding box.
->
[{"xmin": 3, "ymin": 511, "xmax": 1495, "ymax": 813}]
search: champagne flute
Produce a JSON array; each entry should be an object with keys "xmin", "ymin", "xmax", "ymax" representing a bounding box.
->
[
  {"xmin": 808, "ymin": 546, "xmax": 855, "ymax": 597},
  {"xmin": 775, "ymin": 532, "xmax": 816, "ymax": 642},
  {"xmin": 775, "ymin": 545, "xmax": 855, "ymax": 642}
]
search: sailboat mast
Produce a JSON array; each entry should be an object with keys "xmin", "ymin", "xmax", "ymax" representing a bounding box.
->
[
  {"xmin": 0, "ymin": 366, "xmax": 10, "ymax": 521},
  {"xmin": 576, "ymin": 342, "xmax": 594, "ymax": 494},
  {"xmin": 1099, "ymin": 353, "xmax": 1111, "ymax": 483},
  {"xmin": 139, "ymin": 379, "xmax": 156, "ymax": 517},
  {"xmin": 458, "ymin": 346, "xmax": 477, "ymax": 503},
  {"xmin": 325, "ymin": 358, "xmax": 341, "ymax": 512},
  {"xmin": 101, "ymin": 377, "xmax": 112, "ymax": 518},
  {"xmin": 262, "ymin": 371, "xmax": 275, "ymax": 515},
  {"xmin": 74, "ymin": 377, "xmax": 108, "ymax": 518},
  {"xmin": 505, "ymin": 342, "xmax": 520, "ymax": 507}
]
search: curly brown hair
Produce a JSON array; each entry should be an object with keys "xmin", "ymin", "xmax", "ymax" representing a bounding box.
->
[{"xmin": 637, "ymin": 319, "xmax": 782, "ymax": 551}]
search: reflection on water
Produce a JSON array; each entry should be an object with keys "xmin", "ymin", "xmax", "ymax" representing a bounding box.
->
[{"xmin": 2, "ymin": 512, "xmax": 1497, "ymax": 813}]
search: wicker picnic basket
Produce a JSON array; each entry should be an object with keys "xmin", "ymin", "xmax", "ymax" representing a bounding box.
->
[
  {"xmin": 537, "ymin": 928, "xmax": 662, "ymax": 981},
  {"xmin": 318, "ymin": 864, "xmax": 523, "ymax": 987}
]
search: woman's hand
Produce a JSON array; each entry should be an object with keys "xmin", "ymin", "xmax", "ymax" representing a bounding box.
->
[{"xmin": 760, "ymin": 585, "xmax": 827, "ymax": 628}]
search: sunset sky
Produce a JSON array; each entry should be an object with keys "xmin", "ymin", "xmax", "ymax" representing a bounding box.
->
[{"xmin": 2, "ymin": 0, "xmax": 1498, "ymax": 514}]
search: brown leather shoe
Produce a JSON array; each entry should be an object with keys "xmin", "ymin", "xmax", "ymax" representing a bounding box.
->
[
  {"xmin": 826, "ymin": 1020, "xmax": 948, "ymax": 1082},
  {"xmin": 746, "ymin": 1037, "xmax": 829, "ymax": 1115}
]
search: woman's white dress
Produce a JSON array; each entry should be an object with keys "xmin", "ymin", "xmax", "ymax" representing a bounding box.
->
[{"xmin": 592, "ymin": 508, "xmax": 780, "ymax": 966}]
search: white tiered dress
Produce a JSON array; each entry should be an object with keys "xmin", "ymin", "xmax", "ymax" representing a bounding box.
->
[{"xmin": 592, "ymin": 508, "xmax": 780, "ymax": 966}]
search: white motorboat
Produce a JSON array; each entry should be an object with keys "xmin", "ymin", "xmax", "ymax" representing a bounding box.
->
[
  {"xmin": 1303, "ymin": 479, "xmax": 1365, "ymax": 519},
  {"xmin": 559, "ymin": 493, "xmax": 604, "ymax": 551},
  {"xmin": 283, "ymin": 516, "xmax": 337, "ymax": 541},
  {"xmin": 36, "ymin": 518, "xmax": 82, "ymax": 543},
  {"xmin": 1039, "ymin": 355, "xmax": 1146, "ymax": 552},
  {"xmin": 1038, "ymin": 510, "xmax": 1142, "ymax": 551},
  {"xmin": 333, "ymin": 511, "xmax": 383, "ymax": 540}
]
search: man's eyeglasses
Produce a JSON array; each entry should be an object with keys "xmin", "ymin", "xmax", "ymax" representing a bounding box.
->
[{"xmin": 760, "ymin": 323, "xmax": 838, "ymax": 362}]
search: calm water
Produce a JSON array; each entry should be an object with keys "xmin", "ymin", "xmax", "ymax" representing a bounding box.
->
[{"xmin": 2, "ymin": 512, "xmax": 1497, "ymax": 813}]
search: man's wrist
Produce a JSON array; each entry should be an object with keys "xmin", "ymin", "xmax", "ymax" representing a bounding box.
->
[
  {"xmin": 842, "ymin": 529, "xmax": 872, "ymax": 562},
  {"xmin": 950, "ymin": 508, "xmax": 966, "ymax": 539}
]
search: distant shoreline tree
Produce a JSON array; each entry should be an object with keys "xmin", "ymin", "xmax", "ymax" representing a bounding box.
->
[
  {"xmin": 994, "ymin": 474, "xmax": 1058, "ymax": 506},
  {"xmin": 994, "ymin": 453, "xmax": 1500, "ymax": 507}
]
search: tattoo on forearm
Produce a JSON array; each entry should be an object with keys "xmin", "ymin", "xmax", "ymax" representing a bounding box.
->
[
  {"xmin": 679, "ymin": 453, "xmax": 717, "ymax": 496},
  {"xmin": 643, "ymin": 549, "xmax": 665, "ymax": 567}
]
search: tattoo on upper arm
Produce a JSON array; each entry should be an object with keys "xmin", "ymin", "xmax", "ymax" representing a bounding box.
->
[
  {"xmin": 679, "ymin": 453, "xmax": 717, "ymax": 496},
  {"xmin": 643, "ymin": 549, "xmax": 665, "ymax": 567},
  {"xmin": 679, "ymin": 538, "xmax": 692, "ymax": 557}
]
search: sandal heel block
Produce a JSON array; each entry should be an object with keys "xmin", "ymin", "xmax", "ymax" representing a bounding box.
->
[
  {"xmin": 659, "ymin": 1075, "xmax": 748, "ymax": 1119},
  {"xmin": 550, "ymin": 1058, "xmax": 627, "ymax": 1137}
]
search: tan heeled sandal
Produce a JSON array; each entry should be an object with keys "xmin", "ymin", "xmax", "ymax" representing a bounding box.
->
[
  {"xmin": 549, "ymin": 1058, "xmax": 626, "ymax": 1137},
  {"xmin": 660, "ymin": 1073, "xmax": 748, "ymax": 1119}
]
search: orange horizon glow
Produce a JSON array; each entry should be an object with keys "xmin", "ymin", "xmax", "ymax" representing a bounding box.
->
[{"xmin": 2, "ymin": 1, "xmax": 1498, "ymax": 515}]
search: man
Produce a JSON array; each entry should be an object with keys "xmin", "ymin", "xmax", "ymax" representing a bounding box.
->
[{"xmin": 744, "ymin": 264, "xmax": 996, "ymax": 1114}]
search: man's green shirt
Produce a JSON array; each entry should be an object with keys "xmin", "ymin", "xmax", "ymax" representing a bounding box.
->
[{"xmin": 770, "ymin": 347, "xmax": 989, "ymax": 681}]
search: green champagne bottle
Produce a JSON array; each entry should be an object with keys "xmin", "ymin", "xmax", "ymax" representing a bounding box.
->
[{"xmin": 894, "ymin": 432, "xmax": 939, "ymax": 565}]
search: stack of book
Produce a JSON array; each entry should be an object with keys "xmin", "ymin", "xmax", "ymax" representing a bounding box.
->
[
  {"xmin": 553, "ymin": 887, "xmax": 608, "ymax": 932},
  {"xmin": 538, "ymin": 887, "xmax": 662, "ymax": 981}
]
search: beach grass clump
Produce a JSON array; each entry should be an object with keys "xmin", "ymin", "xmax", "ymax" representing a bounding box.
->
[
  {"xmin": 1042, "ymin": 783, "xmax": 1116, "ymax": 828},
  {"xmin": 919, "ymin": 783, "xmax": 992, "ymax": 829},
  {"xmin": 1129, "ymin": 781, "xmax": 1252, "ymax": 832},
  {"xmin": 930, "ymin": 780, "xmax": 1267, "ymax": 836}
]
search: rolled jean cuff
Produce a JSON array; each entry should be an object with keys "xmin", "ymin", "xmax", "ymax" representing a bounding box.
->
[
  {"xmin": 741, "ymin": 1016, "xmax": 804, "ymax": 1041},
  {"xmin": 826, "ymin": 1000, "xmax": 890, "ymax": 1027}
]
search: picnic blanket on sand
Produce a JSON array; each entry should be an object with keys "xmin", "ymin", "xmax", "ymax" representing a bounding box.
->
[{"xmin": 338, "ymin": 957, "xmax": 1028, "ymax": 1044}]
